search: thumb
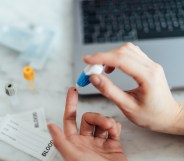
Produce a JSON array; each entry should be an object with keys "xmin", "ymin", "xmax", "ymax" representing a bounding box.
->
[
  {"xmin": 90, "ymin": 74, "xmax": 136, "ymax": 111},
  {"xmin": 48, "ymin": 124, "xmax": 74, "ymax": 158}
]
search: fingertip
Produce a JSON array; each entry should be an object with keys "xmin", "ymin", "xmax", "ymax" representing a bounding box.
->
[
  {"xmin": 74, "ymin": 88, "xmax": 77, "ymax": 92},
  {"xmin": 48, "ymin": 124, "xmax": 62, "ymax": 136},
  {"xmin": 47, "ymin": 123, "xmax": 55, "ymax": 132},
  {"xmin": 68, "ymin": 87, "xmax": 78, "ymax": 93},
  {"xmin": 96, "ymin": 116, "xmax": 114, "ymax": 130},
  {"xmin": 47, "ymin": 124, "xmax": 52, "ymax": 133},
  {"xmin": 105, "ymin": 119, "xmax": 114, "ymax": 129},
  {"xmin": 83, "ymin": 55, "xmax": 92, "ymax": 63},
  {"xmin": 108, "ymin": 127, "xmax": 119, "ymax": 140},
  {"xmin": 90, "ymin": 75, "xmax": 101, "ymax": 86},
  {"xmin": 104, "ymin": 66, "xmax": 115, "ymax": 74},
  {"xmin": 48, "ymin": 125, "xmax": 69, "ymax": 154},
  {"xmin": 66, "ymin": 87, "xmax": 78, "ymax": 104}
]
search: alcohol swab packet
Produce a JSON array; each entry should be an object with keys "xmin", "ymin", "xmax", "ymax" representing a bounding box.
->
[{"xmin": 0, "ymin": 116, "xmax": 57, "ymax": 161}]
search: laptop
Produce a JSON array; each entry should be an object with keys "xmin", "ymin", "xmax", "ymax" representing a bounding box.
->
[{"xmin": 73, "ymin": 0, "xmax": 184, "ymax": 95}]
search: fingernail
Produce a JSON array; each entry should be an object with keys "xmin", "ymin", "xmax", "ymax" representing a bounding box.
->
[{"xmin": 90, "ymin": 76, "xmax": 100, "ymax": 85}]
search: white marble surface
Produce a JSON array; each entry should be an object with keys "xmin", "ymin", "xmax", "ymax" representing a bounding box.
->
[{"xmin": 0, "ymin": 0, "xmax": 184, "ymax": 161}]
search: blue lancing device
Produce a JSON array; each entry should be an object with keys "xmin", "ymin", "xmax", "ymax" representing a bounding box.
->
[{"xmin": 76, "ymin": 65, "xmax": 104, "ymax": 88}]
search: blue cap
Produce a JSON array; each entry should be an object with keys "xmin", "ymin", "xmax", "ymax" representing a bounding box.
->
[{"xmin": 77, "ymin": 71, "xmax": 91, "ymax": 87}]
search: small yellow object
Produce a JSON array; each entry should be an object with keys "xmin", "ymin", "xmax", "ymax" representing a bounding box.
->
[
  {"xmin": 23, "ymin": 66, "xmax": 35, "ymax": 80},
  {"xmin": 23, "ymin": 66, "xmax": 36, "ymax": 90}
]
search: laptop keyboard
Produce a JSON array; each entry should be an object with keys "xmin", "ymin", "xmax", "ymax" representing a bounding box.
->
[{"xmin": 81, "ymin": 0, "xmax": 184, "ymax": 44}]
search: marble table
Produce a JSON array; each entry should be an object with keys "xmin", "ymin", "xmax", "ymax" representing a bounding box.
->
[{"xmin": 0, "ymin": 0, "xmax": 184, "ymax": 161}]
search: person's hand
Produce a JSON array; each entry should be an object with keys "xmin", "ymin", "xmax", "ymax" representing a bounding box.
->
[
  {"xmin": 48, "ymin": 87, "xmax": 127, "ymax": 161},
  {"xmin": 83, "ymin": 42, "xmax": 184, "ymax": 135}
]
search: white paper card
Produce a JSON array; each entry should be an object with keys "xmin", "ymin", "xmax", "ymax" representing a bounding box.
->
[
  {"xmin": 0, "ymin": 116, "xmax": 56, "ymax": 161},
  {"xmin": 9, "ymin": 108, "xmax": 47, "ymax": 131}
]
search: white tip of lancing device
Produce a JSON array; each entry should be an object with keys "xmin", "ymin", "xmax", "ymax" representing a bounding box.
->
[
  {"xmin": 75, "ymin": 83, "xmax": 80, "ymax": 89},
  {"xmin": 84, "ymin": 65, "xmax": 104, "ymax": 75}
]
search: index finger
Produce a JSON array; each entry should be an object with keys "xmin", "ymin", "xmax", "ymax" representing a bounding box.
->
[
  {"xmin": 64, "ymin": 87, "xmax": 78, "ymax": 136},
  {"xmin": 83, "ymin": 43, "xmax": 153, "ymax": 85}
]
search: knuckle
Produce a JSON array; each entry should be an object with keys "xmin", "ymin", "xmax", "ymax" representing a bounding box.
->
[
  {"xmin": 124, "ymin": 42, "xmax": 134, "ymax": 48},
  {"xmin": 117, "ymin": 43, "xmax": 132, "ymax": 58},
  {"xmin": 155, "ymin": 63, "xmax": 164, "ymax": 72},
  {"xmin": 81, "ymin": 113, "xmax": 87, "ymax": 120},
  {"xmin": 101, "ymin": 85, "xmax": 111, "ymax": 98},
  {"xmin": 135, "ymin": 45, "xmax": 140, "ymax": 50},
  {"xmin": 107, "ymin": 117, "xmax": 116, "ymax": 125},
  {"xmin": 82, "ymin": 112, "xmax": 92, "ymax": 119},
  {"xmin": 92, "ymin": 112, "xmax": 101, "ymax": 117},
  {"xmin": 93, "ymin": 52, "xmax": 103, "ymax": 58},
  {"xmin": 82, "ymin": 112, "xmax": 101, "ymax": 120},
  {"xmin": 64, "ymin": 111, "xmax": 76, "ymax": 120},
  {"xmin": 146, "ymin": 63, "xmax": 164, "ymax": 83},
  {"xmin": 152, "ymin": 63, "xmax": 163, "ymax": 76},
  {"xmin": 118, "ymin": 45, "xmax": 126, "ymax": 53}
]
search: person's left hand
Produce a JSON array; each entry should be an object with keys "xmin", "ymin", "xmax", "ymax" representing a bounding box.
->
[{"xmin": 48, "ymin": 87, "xmax": 127, "ymax": 161}]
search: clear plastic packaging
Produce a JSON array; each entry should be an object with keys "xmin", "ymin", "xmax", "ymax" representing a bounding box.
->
[{"xmin": 0, "ymin": 25, "xmax": 58, "ymax": 70}]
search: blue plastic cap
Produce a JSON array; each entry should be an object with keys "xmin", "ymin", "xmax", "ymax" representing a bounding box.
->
[{"xmin": 77, "ymin": 71, "xmax": 90, "ymax": 87}]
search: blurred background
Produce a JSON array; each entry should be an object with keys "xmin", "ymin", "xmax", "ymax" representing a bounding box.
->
[{"xmin": 0, "ymin": 0, "xmax": 184, "ymax": 161}]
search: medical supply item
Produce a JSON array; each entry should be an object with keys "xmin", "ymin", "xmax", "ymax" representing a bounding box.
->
[
  {"xmin": 0, "ymin": 25, "xmax": 32, "ymax": 52},
  {"xmin": 5, "ymin": 83, "xmax": 19, "ymax": 106},
  {"xmin": 76, "ymin": 64, "xmax": 103, "ymax": 88},
  {"xmin": 23, "ymin": 66, "xmax": 36, "ymax": 90},
  {"xmin": 0, "ymin": 25, "xmax": 57, "ymax": 70},
  {"xmin": 0, "ymin": 116, "xmax": 57, "ymax": 161}
]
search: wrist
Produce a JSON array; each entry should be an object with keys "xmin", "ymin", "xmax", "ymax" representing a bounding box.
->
[
  {"xmin": 171, "ymin": 103, "xmax": 184, "ymax": 135},
  {"xmin": 153, "ymin": 102, "xmax": 184, "ymax": 135}
]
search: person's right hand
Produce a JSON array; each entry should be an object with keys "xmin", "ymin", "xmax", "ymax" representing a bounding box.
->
[{"xmin": 83, "ymin": 42, "xmax": 184, "ymax": 135}]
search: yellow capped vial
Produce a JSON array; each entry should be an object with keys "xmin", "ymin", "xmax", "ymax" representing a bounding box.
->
[{"xmin": 23, "ymin": 66, "xmax": 36, "ymax": 90}]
